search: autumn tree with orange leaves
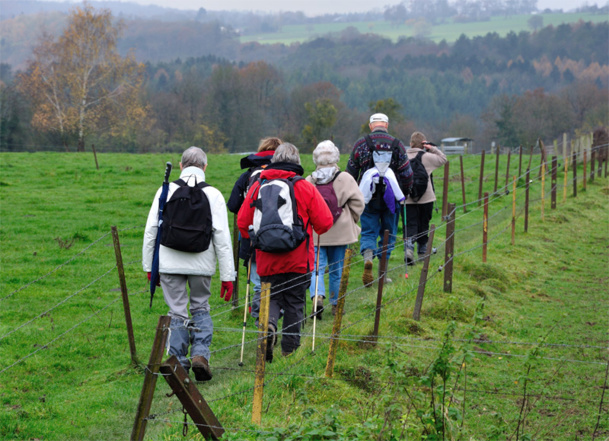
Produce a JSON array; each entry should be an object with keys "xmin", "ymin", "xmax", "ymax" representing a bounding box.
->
[{"xmin": 18, "ymin": 4, "xmax": 146, "ymax": 151}]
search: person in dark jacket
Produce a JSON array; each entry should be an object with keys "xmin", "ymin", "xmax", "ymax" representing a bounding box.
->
[
  {"xmin": 227, "ymin": 137, "xmax": 282, "ymax": 323},
  {"xmin": 238, "ymin": 143, "xmax": 333, "ymax": 360},
  {"xmin": 346, "ymin": 113, "xmax": 413, "ymax": 287}
]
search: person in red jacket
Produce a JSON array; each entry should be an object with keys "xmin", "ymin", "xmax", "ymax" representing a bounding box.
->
[{"xmin": 238, "ymin": 143, "xmax": 333, "ymax": 360}]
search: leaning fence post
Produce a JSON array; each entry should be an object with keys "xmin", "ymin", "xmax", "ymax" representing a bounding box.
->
[
  {"xmin": 325, "ymin": 249, "xmax": 353, "ymax": 378},
  {"xmin": 478, "ymin": 150, "xmax": 485, "ymax": 206},
  {"xmin": 111, "ymin": 226, "xmax": 137, "ymax": 365},
  {"xmin": 442, "ymin": 162, "xmax": 449, "ymax": 219},
  {"xmin": 252, "ymin": 282, "xmax": 271, "ymax": 425},
  {"xmin": 413, "ymin": 225, "xmax": 435, "ymax": 321},
  {"xmin": 459, "ymin": 155, "xmax": 467, "ymax": 213},
  {"xmin": 372, "ymin": 230, "xmax": 389, "ymax": 341},
  {"xmin": 524, "ymin": 169, "xmax": 530, "ymax": 233},
  {"xmin": 483, "ymin": 193, "xmax": 489, "ymax": 263},
  {"xmin": 551, "ymin": 156, "xmax": 557, "ymax": 210},
  {"xmin": 443, "ymin": 203, "xmax": 456, "ymax": 293},
  {"xmin": 511, "ymin": 176, "xmax": 517, "ymax": 246},
  {"xmin": 91, "ymin": 144, "xmax": 99, "ymax": 170},
  {"xmin": 132, "ymin": 315, "xmax": 171, "ymax": 441}
]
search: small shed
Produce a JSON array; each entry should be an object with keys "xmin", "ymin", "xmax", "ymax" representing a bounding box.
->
[{"xmin": 441, "ymin": 137, "xmax": 473, "ymax": 155}]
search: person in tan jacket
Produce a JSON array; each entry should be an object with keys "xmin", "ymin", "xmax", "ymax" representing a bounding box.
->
[
  {"xmin": 306, "ymin": 140, "xmax": 365, "ymax": 317},
  {"xmin": 405, "ymin": 131, "xmax": 447, "ymax": 264}
]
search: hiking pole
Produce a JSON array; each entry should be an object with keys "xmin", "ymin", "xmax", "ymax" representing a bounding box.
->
[
  {"xmin": 238, "ymin": 258, "xmax": 252, "ymax": 366},
  {"xmin": 311, "ymin": 236, "xmax": 322, "ymax": 352},
  {"xmin": 402, "ymin": 203, "xmax": 409, "ymax": 279}
]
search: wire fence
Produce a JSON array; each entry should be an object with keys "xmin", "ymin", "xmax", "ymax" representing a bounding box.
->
[{"xmin": 1, "ymin": 145, "xmax": 607, "ymax": 439}]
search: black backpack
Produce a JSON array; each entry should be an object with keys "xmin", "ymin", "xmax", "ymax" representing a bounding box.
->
[
  {"xmin": 250, "ymin": 176, "xmax": 308, "ymax": 253},
  {"xmin": 408, "ymin": 151, "xmax": 430, "ymax": 202},
  {"xmin": 315, "ymin": 171, "xmax": 343, "ymax": 224},
  {"xmin": 161, "ymin": 179, "xmax": 213, "ymax": 253}
]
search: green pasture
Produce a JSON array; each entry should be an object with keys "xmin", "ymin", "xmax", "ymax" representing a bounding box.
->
[
  {"xmin": 239, "ymin": 12, "xmax": 609, "ymax": 44},
  {"xmin": 0, "ymin": 151, "xmax": 607, "ymax": 440}
]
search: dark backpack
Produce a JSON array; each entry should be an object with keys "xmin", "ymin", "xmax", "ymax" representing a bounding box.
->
[
  {"xmin": 409, "ymin": 151, "xmax": 430, "ymax": 202},
  {"xmin": 315, "ymin": 171, "xmax": 342, "ymax": 224},
  {"xmin": 161, "ymin": 179, "xmax": 213, "ymax": 253},
  {"xmin": 250, "ymin": 176, "xmax": 308, "ymax": 253}
]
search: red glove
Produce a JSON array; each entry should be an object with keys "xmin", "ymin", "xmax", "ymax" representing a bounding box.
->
[
  {"xmin": 147, "ymin": 272, "xmax": 160, "ymax": 287},
  {"xmin": 220, "ymin": 281, "xmax": 234, "ymax": 302}
]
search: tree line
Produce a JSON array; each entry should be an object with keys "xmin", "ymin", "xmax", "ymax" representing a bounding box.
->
[{"xmin": 0, "ymin": 5, "xmax": 607, "ymax": 153}]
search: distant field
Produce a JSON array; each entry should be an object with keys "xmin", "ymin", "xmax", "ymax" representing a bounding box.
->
[{"xmin": 239, "ymin": 12, "xmax": 609, "ymax": 44}]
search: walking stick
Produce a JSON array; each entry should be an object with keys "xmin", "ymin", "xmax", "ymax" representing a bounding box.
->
[
  {"xmin": 238, "ymin": 258, "xmax": 252, "ymax": 366},
  {"xmin": 311, "ymin": 236, "xmax": 322, "ymax": 352},
  {"xmin": 402, "ymin": 203, "xmax": 409, "ymax": 279}
]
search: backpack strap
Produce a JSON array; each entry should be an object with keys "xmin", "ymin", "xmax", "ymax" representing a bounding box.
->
[{"xmin": 174, "ymin": 178, "xmax": 210, "ymax": 190}]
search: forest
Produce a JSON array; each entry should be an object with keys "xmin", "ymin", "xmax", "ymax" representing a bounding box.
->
[{"xmin": 0, "ymin": 3, "xmax": 607, "ymax": 154}]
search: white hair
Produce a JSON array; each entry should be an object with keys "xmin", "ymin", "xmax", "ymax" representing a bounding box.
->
[
  {"xmin": 271, "ymin": 143, "xmax": 301, "ymax": 165},
  {"xmin": 312, "ymin": 140, "xmax": 340, "ymax": 166},
  {"xmin": 181, "ymin": 146, "xmax": 207, "ymax": 169}
]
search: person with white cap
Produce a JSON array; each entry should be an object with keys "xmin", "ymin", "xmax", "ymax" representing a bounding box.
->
[
  {"xmin": 306, "ymin": 140, "xmax": 365, "ymax": 317},
  {"xmin": 346, "ymin": 113, "xmax": 413, "ymax": 287}
]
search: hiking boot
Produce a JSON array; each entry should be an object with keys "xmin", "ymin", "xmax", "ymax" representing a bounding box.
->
[
  {"xmin": 266, "ymin": 324, "xmax": 276, "ymax": 363},
  {"xmin": 406, "ymin": 248, "xmax": 415, "ymax": 266},
  {"xmin": 191, "ymin": 356, "xmax": 212, "ymax": 382},
  {"xmin": 312, "ymin": 295, "xmax": 324, "ymax": 320}
]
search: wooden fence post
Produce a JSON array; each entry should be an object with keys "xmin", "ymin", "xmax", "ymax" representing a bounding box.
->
[
  {"xmin": 572, "ymin": 152, "xmax": 577, "ymax": 198},
  {"xmin": 443, "ymin": 203, "xmax": 456, "ymax": 293},
  {"xmin": 442, "ymin": 162, "xmax": 449, "ymax": 219},
  {"xmin": 591, "ymin": 150, "xmax": 596, "ymax": 183},
  {"xmin": 583, "ymin": 150, "xmax": 587, "ymax": 191},
  {"xmin": 413, "ymin": 225, "xmax": 435, "ymax": 321},
  {"xmin": 551, "ymin": 156, "xmax": 557, "ymax": 210},
  {"xmin": 478, "ymin": 150, "xmax": 485, "ymax": 206},
  {"xmin": 111, "ymin": 226, "xmax": 138, "ymax": 365},
  {"xmin": 325, "ymin": 249, "xmax": 353, "ymax": 378},
  {"xmin": 540, "ymin": 162, "xmax": 545, "ymax": 222},
  {"xmin": 160, "ymin": 356, "xmax": 224, "ymax": 440},
  {"xmin": 372, "ymin": 230, "xmax": 389, "ymax": 341},
  {"xmin": 505, "ymin": 149, "xmax": 511, "ymax": 193},
  {"xmin": 518, "ymin": 145, "xmax": 523, "ymax": 177},
  {"xmin": 92, "ymin": 144, "xmax": 99, "ymax": 170},
  {"xmin": 524, "ymin": 169, "xmax": 530, "ymax": 233},
  {"xmin": 252, "ymin": 282, "xmax": 271, "ymax": 425},
  {"xmin": 483, "ymin": 193, "xmax": 489, "ymax": 263},
  {"xmin": 460, "ymin": 155, "xmax": 467, "ymax": 213},
  {"xmin": 511, "ymin": 176, "xmax": 516, "ymax": 246},
  {"xmin": 132, "ymin": 315, "xmax": 171, "ymax": 441},
  {"xmin": 563, "ymin": 134, "xmax": 568, "ymax": 203},
  {"xmin": 494, "ymin": 146, "xmax": 500, "ymax": 194}
]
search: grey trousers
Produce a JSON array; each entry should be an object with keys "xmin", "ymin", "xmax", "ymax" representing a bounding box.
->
[{"xmin": 160, "ymin": 274, "xmax": 213, "ymax": 367}]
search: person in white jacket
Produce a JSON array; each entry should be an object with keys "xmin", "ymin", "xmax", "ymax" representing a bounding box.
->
[
  {"xmin": 404, "ymin": 132, "xmax": 447, "ymax": 264},
  {"xmin": 142, "ymin": 146, "xmax": 234, "ymax": 381}
]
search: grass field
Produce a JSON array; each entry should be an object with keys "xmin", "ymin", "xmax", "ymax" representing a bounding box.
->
[
  {"xmin": 0, "ymin": 151, "xmax": 608, "ymax": 440},
  {"xmin": 239, "ymin": 12, "xmax": 609, "ymax": 44}
]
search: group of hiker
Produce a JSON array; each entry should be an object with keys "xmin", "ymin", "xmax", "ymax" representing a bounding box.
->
[{"xmin": 142, "ymin": 112, "xmax": 447, "ymax": 381}]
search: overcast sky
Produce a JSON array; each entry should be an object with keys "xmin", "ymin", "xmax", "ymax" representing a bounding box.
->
[{"xmin": 38, "ymin": 0, "xmax": 602, "ymax": 15}]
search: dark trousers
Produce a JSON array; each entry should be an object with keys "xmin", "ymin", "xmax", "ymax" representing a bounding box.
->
[
  {"xmin": 260, "ymin": 272, "xmax": 309, "ymax": 353},
  {"xmin": 406, "ymin": 202, "xmax": 434, "ymax": 254}
]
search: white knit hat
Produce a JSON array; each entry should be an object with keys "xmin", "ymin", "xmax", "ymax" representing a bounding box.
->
[{"xmin": 312, "ymin": 140, "xmax": 340, "ymax": 166}]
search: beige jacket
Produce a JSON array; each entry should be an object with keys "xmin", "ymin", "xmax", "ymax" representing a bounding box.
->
[
  {"xmin": 405, "ymin": 146, "xmax": 447, "ymax": 204},
  {"xmin": 306, "ymin": 168, "xmax": 365, "ymax": 246}
]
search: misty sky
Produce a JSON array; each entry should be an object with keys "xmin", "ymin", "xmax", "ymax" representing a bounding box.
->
[{"xmin": 38, "ymin": 0, "xmax": 601, "ymax": 15}]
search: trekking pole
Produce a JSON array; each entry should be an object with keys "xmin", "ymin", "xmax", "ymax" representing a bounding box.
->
[
  {"xmin": 311, "ymin": 236, "xmax": 322, "ymax": 352},
  {"xmin": 238, "ymin": 258, "xmax": 252, "ymax": 366},
  {"xmin": 402, "ymin": 203, "xmax": 408, "ymax": 279}
]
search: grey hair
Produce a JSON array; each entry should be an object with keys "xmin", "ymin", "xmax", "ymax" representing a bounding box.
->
[
  {"xmin": 181, "ymin": 146, "xmax": 207, "ymax": 169},
  {"xmin": 271, "ymin": 143, "xmax": 301, "ymax": 165},
  {"xmin": 312, "ymin": 140, "xmax": 340, "ymax": 166}
]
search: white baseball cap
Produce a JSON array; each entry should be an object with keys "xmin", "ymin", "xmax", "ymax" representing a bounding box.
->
[{"xmin": 370, "ymin": 113, "xmax": 389, "ymax": 124}]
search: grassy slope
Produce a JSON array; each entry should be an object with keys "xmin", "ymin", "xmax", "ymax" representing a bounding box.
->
[
  {"xmin": 0, "ymin": 152, "xmax": 607, "ymax": 440},
  {"xmin": 239, "ymin": 12, "xmax": 609, "ymax": 45}
]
